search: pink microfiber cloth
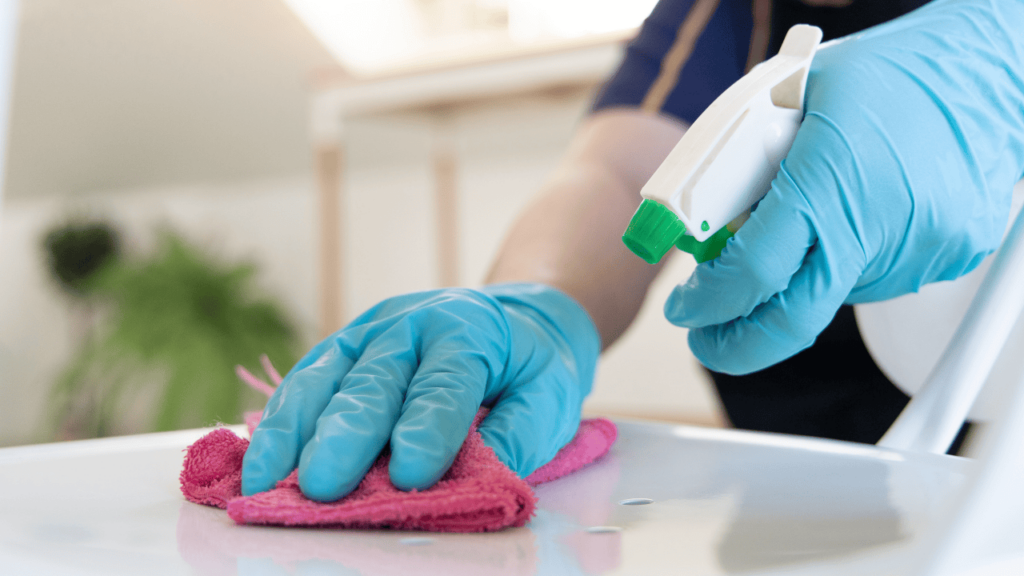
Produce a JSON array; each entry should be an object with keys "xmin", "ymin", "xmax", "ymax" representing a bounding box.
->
[{"xmin": 180, "ymin": 356, "xmax": 617, "ymax": 533}]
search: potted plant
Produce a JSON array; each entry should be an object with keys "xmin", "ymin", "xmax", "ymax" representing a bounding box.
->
[{"xmin": 43, "ymin": 221, "xmax": 298, "ymax": 438}]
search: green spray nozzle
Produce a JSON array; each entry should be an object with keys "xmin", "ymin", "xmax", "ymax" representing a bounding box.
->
[
  {"xmin": 622, "ymin": 199, "xmax": 685, "ymax": 264},
  {"xmin": 622, "ymin": 199, "xmax": 735, "ymax": 264}
]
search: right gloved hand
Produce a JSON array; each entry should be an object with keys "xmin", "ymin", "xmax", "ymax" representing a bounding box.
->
[
  {"xmin": 665, "ymin": 0, "xmax": 1024, "ymax": 375},
  {"xmin": 240, "ymin": 283, "xmax": 600, "ymax": 502}
]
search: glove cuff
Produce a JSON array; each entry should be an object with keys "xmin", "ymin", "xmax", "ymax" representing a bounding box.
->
[{"xmin": 479, "ymin": 282, "xmax": 601, "ymax": 397}]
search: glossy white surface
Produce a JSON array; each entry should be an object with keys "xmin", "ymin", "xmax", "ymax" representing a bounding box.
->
[{"xmin": 0, "ymin": 420, "xmax": 972, "ymax": 575}]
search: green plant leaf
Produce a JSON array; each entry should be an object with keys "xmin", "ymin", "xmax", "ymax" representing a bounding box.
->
[{"xmin": 50, "ymin": 231, "xmax": 299, "ymax": 437}]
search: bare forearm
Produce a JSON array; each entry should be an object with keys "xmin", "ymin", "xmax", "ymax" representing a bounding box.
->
[{"xmin": 486, "ymin": 110, "xmax": 687, "ymax": 349}]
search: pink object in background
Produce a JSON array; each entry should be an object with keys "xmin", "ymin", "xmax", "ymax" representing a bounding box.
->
[{"xmin": 179, "ymin": 358, "xmax": 617, "ymax": 533}]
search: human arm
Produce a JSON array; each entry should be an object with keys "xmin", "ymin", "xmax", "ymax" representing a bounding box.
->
[
  {"xmin": 487, "ymin": 109, "xmax": 686, "ymax": 349},
  {"xmin": 487, "ymin": 0, "xmax": 756, "ymax": 346}
]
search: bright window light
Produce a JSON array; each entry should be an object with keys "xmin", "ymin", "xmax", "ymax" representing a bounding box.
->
[
  {"xmin": 283, "ymin": 0, "xmax": 657, "ymax": 75},
  {"xmin": 507, "ymin": 0, "xmax": 658, "ymax": 41}
]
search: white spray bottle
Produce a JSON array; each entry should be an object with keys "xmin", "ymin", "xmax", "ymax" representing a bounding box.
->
[{"xmin": 622, "ymin": 25, "xmax": 823, "ymax": 264}]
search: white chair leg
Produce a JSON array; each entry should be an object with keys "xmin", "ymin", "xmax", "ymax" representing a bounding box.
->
[{"xmin": 879, "ymin": 206, "xmax": 1024, "ymax": 454}]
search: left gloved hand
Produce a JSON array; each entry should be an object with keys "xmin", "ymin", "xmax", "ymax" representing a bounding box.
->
[
  {"xmin": 240, "ymin": 283, "xmax": 599, "ymax": 502},
  {"xmin": 665, "ymin": 0, "xmax": 1024, "ymax": 375}
]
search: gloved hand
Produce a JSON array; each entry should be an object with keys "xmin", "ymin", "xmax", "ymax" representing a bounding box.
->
[
  {"xmin": 241, "ymin": 283, "xmax": 599, "ymax": 502},
  {"xmin": 665, "ymin": 0, "xmax": 1024, "ymax": 375}
]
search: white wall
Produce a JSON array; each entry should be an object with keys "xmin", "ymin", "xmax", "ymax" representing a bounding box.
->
[
  {"xmin": 4, "ymin": 0, "xmax": 336, "ymax": 201},
  {"xmin": 0, "ymin": 90, "xmax": 722, "ymax": 447}
]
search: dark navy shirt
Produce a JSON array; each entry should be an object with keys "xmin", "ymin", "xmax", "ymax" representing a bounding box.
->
[
  {"xmin": 594, "ymin": 0, "xmax": 932, "ymax": 124},
  {"xmin": 593, "ymin": 0, "xmax": 754, "ymax": 125}
]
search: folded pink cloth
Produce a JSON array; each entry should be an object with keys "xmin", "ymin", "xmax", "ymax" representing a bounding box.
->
[{"xmin": 180, "ymin": 359, "xmax": 617, "ymax": 533}]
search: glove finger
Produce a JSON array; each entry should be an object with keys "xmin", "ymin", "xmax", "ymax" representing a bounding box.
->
[
  {"xmin": 296, "ymin": 324, "xmax": 421, "ymax": 502},
  {"xmin": 241, "ymin": 341, "xmax": 356, "ymax": 495},
  {"xmin": 388, "ymin": 333, "xmax": 497, "ymax": 490},
  {"xmin": 665, "ymin": 167, "xmax": 816, "ymax": 329},
  {"xmin": 477, "ymin": 364, "xmax": 579, "ymax": 478},
  {"xmin": 283, "ymin": 333, "xmax": 346, "ymax": 377},
  {"xmin": 688, "ymin": 237, "xmax": 861, "ymax": 375}
]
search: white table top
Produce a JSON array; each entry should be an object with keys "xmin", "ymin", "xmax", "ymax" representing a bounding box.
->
[{"xmin": 0, "ymin": 419, "xmax": 971, "ymax": 575}]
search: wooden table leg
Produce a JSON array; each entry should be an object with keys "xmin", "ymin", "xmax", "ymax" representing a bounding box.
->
[
  {"xmin": 316, "ymin": 141, "xmax": 345, "ymax": 338},
  {"xmin": 432, "ymin": 112, "xmax": 460, "ymax": 288}
]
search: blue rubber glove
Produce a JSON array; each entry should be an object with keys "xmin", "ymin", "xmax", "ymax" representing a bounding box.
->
[
  {"xmin": 241, "ymin": 283, "xmax": 599, "ymax": 502},
  {"xmin": 665, "ymin": 0, "xmax": 1024, "ymax": 375}
]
